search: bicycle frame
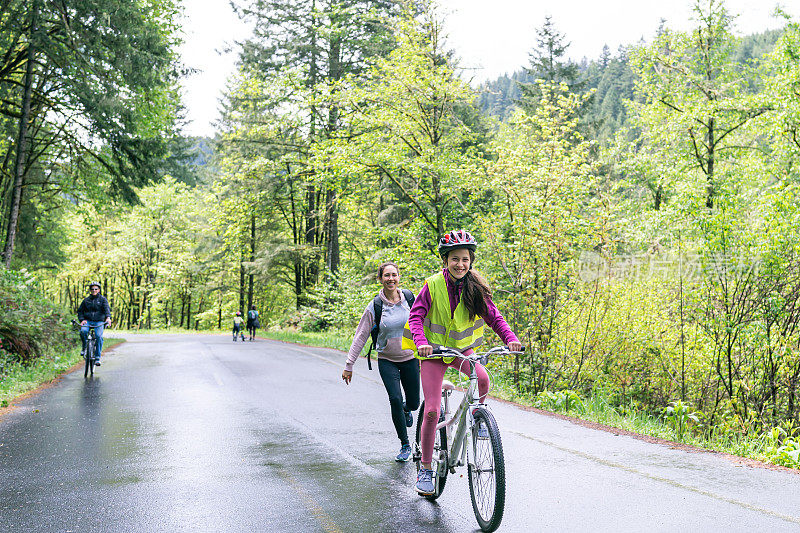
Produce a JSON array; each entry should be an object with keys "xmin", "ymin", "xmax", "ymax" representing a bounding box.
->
[{"xmin": 438, "ymin": 357, "xmax": 482, "ymax": 474}]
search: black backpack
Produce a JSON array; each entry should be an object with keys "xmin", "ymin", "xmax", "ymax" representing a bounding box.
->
[{"xmin": 367, "ymin": 288, "xmax": 415, "ymax": 370}]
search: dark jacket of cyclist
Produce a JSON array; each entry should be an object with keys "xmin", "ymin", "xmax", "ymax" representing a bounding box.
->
[{"xmin": 77, "ymin": 292, "xmax": 112, "ymax": 323}]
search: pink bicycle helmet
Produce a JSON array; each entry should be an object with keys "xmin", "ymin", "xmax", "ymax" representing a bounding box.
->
[{"xmin": 438, "ymin": 229, "xmax": 477, "ymax": 257}]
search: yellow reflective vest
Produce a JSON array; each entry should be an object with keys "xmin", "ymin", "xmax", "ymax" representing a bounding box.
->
[{"xmin": 402, "ymin": 272, "xmax": 484, "ymax": 362}]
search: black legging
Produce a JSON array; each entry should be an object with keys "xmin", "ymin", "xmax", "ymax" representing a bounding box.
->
[{"xmin": 378, "ymin": 357, "xmax": 421, "ymax": 446}]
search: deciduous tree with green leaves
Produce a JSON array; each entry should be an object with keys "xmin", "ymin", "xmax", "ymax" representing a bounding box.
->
[
  {"xmin": 318, "ymin": 2, "xmax": 479, "ymax": 240},
  {"xmin": 626, "ymin": 0, "xmax": 769, "ymax": 210},
  {"xmin": 478, "ymin": 83, "xmax": 597, "ymax": 394}
]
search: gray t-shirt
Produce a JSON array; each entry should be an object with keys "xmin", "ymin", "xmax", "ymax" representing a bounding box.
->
[{"xmin": 345, "ymin": 289, "xmax": 415, "ymax": 370}]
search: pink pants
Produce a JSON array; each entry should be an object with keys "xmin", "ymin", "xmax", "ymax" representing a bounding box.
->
[{"xmin": 419, "ymin": 357, "xmax": 490, "ymax": 464}]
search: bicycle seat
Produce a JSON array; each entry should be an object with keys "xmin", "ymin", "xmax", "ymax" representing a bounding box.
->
[{"xmin": 441, "ymin": 380, "xmax": 455, "ymax": 392}]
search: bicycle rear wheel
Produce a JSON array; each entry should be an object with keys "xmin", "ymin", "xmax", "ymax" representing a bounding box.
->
[
  {"xmin": 468, "ymin": 407, "xmax": 505, "ymax": 532},
  {"xmin": 414, "ymin": 399, "xmax": 448, "ymax": 500}
]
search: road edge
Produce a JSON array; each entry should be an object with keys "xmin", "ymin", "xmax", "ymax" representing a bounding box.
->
[
  {"xmin": 0, "ymin": 339, "xmax": 126, "ymax": 421},
  {"xmin": 264, "ymin": 336, "xmax": 800, "ymax": 476}
]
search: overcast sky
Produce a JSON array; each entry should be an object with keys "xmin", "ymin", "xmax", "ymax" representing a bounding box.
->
[{"xmin": 177, "ymin": 0, "xmax": 799, "ymax": 137}]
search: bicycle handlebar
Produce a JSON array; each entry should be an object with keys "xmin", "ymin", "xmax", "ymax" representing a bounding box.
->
[
  {"xmin": 425, "ymin": 345, "xmax": 525, "ymax": 365},
  {"xmin": 71, "ymin": 319, "xmax": 108, "ymax": 330}
]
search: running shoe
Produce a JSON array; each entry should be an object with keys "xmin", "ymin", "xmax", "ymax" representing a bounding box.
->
[{"xmin": 396, "ymin": 444, "xmax": 412, "ymax": 462}]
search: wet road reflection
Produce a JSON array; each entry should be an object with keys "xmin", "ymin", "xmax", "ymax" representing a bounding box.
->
[
  {"xmin": 2, "ymin": 334, "xmax": 800, "ymax": 532},
  {"xmin": 0, "ymin": 335, "xmax": 473, "ymax": 533}
]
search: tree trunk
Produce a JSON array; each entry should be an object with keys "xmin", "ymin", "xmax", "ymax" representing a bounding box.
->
[
  {"xmin": 706, "ymin": 117, "xmax": 715, "ymax": 209},
  {"xmin": 325, "ymin": 189, "xmax": 339, "ymax": 275},
  {"xmin": 2, "ymin": 0, "xmax": 39, "ymax": 266},
  {"xmin": 305, "ymin": 184, "xmax": 318, "ymax": 285},
  {"xmin": 248, "ymin": 214, "xmax": 255, "ymax": 310},
  {"xmin": 304, "ymin": 0, "xmax": 319, "ymax": 288},
  {"xmin": 324, "ymin": 27, "xmax": 341, "ymax": 276},
  {"xmin": 185, "ymin": 294, "xmax": 192, "ymax": 330},
  {"xmin": 217, "ymin": 289, "xmax": 222, "ymax": 329},
  {"xmin": 239, "ymin": 248, "xmax": 246, "ymax": 313},
  {"xmin": 195, "ymin": 296, "xmax": 204, "ymax": 330}
]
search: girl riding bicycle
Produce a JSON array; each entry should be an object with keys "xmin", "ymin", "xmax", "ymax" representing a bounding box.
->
[{"xmin": 403, "ymin": 229, "xmax": 522, "ymax": 496}]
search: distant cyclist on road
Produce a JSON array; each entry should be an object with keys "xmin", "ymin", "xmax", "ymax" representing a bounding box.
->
[
  {"xmin": 342, "ymin": 261, "xmax": 420, "ymax": 462},
  {"xmin": 403, "ymin": 230, "xmax": 522, "ymax": 495},
  {"xmin": 77, "ymin": 281, "xmax": 112, "ymax": 366}
]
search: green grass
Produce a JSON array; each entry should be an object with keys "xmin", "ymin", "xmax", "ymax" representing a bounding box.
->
[
  {"xmin": 0, "ymin": 338, "xmax": 124, "ymax": 407},
  {"xmin": 488, "ymin": 378, "xmax": 793, "ymax": 468},
  {"xmin": 259, "ymin": 329, "xmax": 353, "ymax": 352}
]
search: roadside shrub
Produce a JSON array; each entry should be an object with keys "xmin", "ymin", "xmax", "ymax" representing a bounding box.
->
[
  {"xmin": 0, "ymin": 268, "xmax": 74, "ymax": 366},
  {"xmin": 763, "ymin": 426, "xmax": 800, "ymax": 468}
]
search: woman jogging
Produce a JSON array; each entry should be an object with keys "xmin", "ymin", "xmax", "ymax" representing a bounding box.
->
[
  {"xmin": 342, "ymin": 262, "xmax": 420, "ymax": 462},
  {"xmin": 403, "ymin": 230, "xmax": 522, "ymax": 495}
]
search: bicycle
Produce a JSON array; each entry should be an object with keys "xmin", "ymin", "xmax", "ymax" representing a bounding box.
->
[
  {"xmin": 413, "ymin": 345, "xmax": 523, "ymax": 532},
  {"xmin": 72, "ymin": 320, "xmax": 101, "ymax": 378}
]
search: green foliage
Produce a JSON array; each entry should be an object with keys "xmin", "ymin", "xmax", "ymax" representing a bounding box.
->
[
  {"xmin": 518, "ymin": 16, "xmax": 583, "ymax": 112},
  {"xmin": 0, "ymin": 0, "xmax": 186, "ymax": 267},
  {"xmin": 478, "ymin": 82, "xmax": 598, "ymax": 395},
  {"xmin": 535, "ymin": 389, "xmax": 584, "ymax": 413},
  {"xmin": 296, "ymin": 266, "xmax": 378, "ymax": 332},
  {"xmin": 318, "ymin": 4, "xmax": 480, "ymax": 238},
  {"xmin": 0, "ymin": 268, "xmax": 74, "ymax": 369},
  {"xmin": 663, "ymin": 400, "xmax": 700, "ymax": 442},
  {"xmin": 763, "ymin": 425, "xmax": 800, "ymax": 468},
  {"xmin": 5, "ymin": 0, "xmax": 800, "ymax": 473}
]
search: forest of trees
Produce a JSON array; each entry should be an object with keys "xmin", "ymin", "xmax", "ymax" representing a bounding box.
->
[{"xmin": 4, "ymin": 0, "xmax": 800, "ymax": 447}]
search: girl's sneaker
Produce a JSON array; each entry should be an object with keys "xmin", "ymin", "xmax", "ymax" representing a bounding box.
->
[
  {"xmin": 415, "ymin": 468, "xmax": 435, "ymax": 495},
  {"xmin": 395, "ymin": 444, "xmax": 412, "ymax": 462}
]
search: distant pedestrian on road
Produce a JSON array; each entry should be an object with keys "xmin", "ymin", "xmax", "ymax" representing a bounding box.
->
[
  {"xmin": 232, "ymin": 311, "xmax": 245, "ymax": 341},
  {"xmin": 77, "ymin": 281, "xmax": 112, "ymax": 366},
  {"xmin": 246, "ymin": 305, "xmax": 260, "ymax": 341},
  {"xmin": 342, "ymin": 261, "xmax": 420, "ymax": 462}
]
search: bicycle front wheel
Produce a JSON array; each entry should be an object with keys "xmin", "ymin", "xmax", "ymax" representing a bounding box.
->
[
  {"xmin": 84, "ymin": 338, "xmax": 95, "ymax": 378},
  {"xmin": 468, "ymin": 407, "xmax": 505, "ymax": 532},
  {"xmin": 414, "ymin": 400, "xmax": 448, "ymax": 500}
]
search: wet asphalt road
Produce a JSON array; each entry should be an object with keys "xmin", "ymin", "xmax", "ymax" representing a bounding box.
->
[{"xmin": 1, "ymin": 334, "xmax": 799, "ymax": 532}]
